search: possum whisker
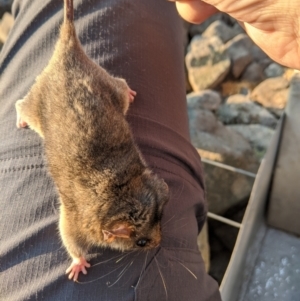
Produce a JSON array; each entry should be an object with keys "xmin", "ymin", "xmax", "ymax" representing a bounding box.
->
[
  {"xmin": 164, "ymin": 221, "xmax": 190, "ymax": 232},
  {"xmin": 177, "ymin": 262, "xmax": 197, "ymax": 279},
  {"xmin": 91, "ymin": 250, "xmax": 135, "ymax": 267},
  {"xmin": 108, "ymin": 260, "xmax": 134, "ymax": 287},
  {"xmin": 77, "ymin": 262, "xmax": 128, "ymax": 284},
  {"xmin": 115, "ymin": 251, "xmax": 136, "ymax": 263},
  {"xmin": 154, "ymin": 256, "xmax": 168, "ymax": 300},
  {"xmin": 135, "ymin": 250, "xmax": 149, "ymax": 289},
  {"xmin": 162, "ymin": 214, "xmax": 176, "ymax": 227},
  {"xmin": 162, "ymin": 217, "xmax": 189, "ymax": 230},
  {"xmin": 162, "ymin": 234, "xmax": 190, "ymax": 247},
  {"xmin": 167, "ymin": 253, "xmax": 197, "ymax": 280}
]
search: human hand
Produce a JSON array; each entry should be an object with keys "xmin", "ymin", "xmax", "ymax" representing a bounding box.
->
[{"xmin": 169, "ymin": 0, "xmax": 300, "ymax": 70}]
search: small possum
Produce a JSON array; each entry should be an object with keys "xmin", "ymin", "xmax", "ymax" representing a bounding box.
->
[{"xmin": 15, "ymin": 0, "xmax": 169, "ymax": 281}]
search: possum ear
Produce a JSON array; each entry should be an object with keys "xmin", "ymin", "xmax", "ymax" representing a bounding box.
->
[
  {"xmin": 110, "ymin": 224, "xmax": 132, "ymax": 238},
  {"xmin": 102, "ymin": 224, "xmax": 132, "ymax": 242}
]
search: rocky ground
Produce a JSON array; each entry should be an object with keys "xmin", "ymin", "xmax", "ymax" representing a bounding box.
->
[
  {"xmin": 0, "ymin": 3, "xmax": 296, "ymax": 285},
  {"xmin": 182, "ymin": 14, "xmax": 296, "ymax": 283}
]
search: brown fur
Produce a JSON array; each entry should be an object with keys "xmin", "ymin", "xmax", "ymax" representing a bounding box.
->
[{"xmin": 15, "ymin": 0, "xmax": 169, "ymax": 281}]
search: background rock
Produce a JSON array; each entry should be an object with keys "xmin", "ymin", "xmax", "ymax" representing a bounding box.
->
[
  {"xmin": 264, "ymin": 62, "xmax": 284, "ymax": 78},
  {"xmin": 250, "ymin": 77, "xmax": 289, "ymax": 116},
  {"xmin": 202, "ymin": 20, "xmax": 236, "ymax": 43},
  {"xmin": 227, "ymin": 124, "xmax": 275, "ymax": 161},
  {"xmin": 187, "ymin": 90, "xmax": 222, "ymax": 111},
  {"xmin": 224, "ymin": 34, "xmax": 253, "ymax": 78},
  {"xmin": 201, "ymin": 159, "xmax": 255, "ymax": 214},
  {"xmin": 189, "ymin": 13, "xmax": 225, "ymax": 37},
  {"xmin": 241, "ymin": 62, "xmax": 266, "ymax": 83},
  {"xmin": 217, "ymin": 94, "xmax": 277, "ymax": 128},
  {"xmin": 188, "ymin": 105, "xmax": 258, "ymax": 214},
  {"xmin": 185, "ymin": 36, "xmax": 230, "ymax": 91}
]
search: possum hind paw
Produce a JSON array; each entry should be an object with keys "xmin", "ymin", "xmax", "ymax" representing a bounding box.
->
[
  {"xmin": 66, "ymin": 257, "xmax": 91, "ymax": 282},
  {"xmin": 128, "ymin": 88, "xmax": 137, "ymax": 103},
  {"xmin": 16, "ymin": 118, "xmax": 28, "ymax": 128},
  {"xmin": 15, "ymin": 99, "xmax": 28, "ymax": 128}
]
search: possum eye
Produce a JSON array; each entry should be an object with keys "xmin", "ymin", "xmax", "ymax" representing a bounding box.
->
[{"xmin": 136, "ymin": 238, "xmax": 148, "ymax": 247}]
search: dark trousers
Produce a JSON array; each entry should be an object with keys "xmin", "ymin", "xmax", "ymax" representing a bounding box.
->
[{"xmin": 0, "ymin": 0, "xmax": 221, "ymax": 300}]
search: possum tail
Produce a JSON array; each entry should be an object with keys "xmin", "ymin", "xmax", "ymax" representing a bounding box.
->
[{"xmin": 64, "ymin": 0, "xmax": 74, "ymax": 23}]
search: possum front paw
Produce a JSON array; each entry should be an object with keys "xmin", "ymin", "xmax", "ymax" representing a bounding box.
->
[{"xmin": 66, "ymin": 256, "xmax": 91, "ymax": 282}]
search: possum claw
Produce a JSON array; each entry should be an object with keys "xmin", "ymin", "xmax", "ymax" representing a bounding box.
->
[{"xmin": 66, "ymin": 257, "xmax": 91, "ymax": 282}]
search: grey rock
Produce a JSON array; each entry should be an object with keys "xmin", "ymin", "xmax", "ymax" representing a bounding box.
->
[
  {"xmin": 187, "ymin": 90, "xmax": 222, "ymax": 111},
  {"xmin": 232, "ymin": 22, "xmax": 245, "ymax": 36},
  {"xmin": 258, "ymin": 58, "xmax": 273, "ymax": 70},
  {"xmin": 227, "ymin": 124, "xmax": 275, "ymax": 161},
  {"xmin": 251, "ymin": 44, "xmax": 268, "ymax": 62},
  {"xmin": 250, "ymin": 44, "xmax": 273, "ymax": 69},
  {"xmin": 241, "ymin": 62, "xmax": 266, "ymax": 83},
  {"xmin": 264, "ymin": 62, "xmax": 284, "ymax": 78},
  {"xmin": 189, "ymin": 108, "xmax": 252, "ymax": 155},
  {"xmin": 188, "ymin": 109, "xmax": 218, "ymax": 133},
  {"xmin": 188, "ymin": 106, "xmax": 258, "ymax": 214},
  {"xmin": 185, "ymin": 36, "xmax": 230, "ymax": 91},
  {"xmin": 217, "ymin": 94, "xmax": 277, "ymax": 128},
  {"xmin": 0, "ymin": 12, "xmax": 13, "ymax": 43},
  {"xmin": 204, "ymin": 161, "xmax": 254, "ymax": 215},
  {"xmin": 225, "ymin": 34, "xmax": 253, "ymax": 78},
  {"xmin": 251, "ymin": 77, "xmax": 289, "ymax": 116},
  {"xmin": 189, "ymin": 13, "xmax": 225, "ymax": 37},
  {"xmin": 189, "ymin": 108, "xmax": 258, "ymax": 169},
  {"xmin": 202, "ymin": 20, "xmax": 236, "ymax": 43}
]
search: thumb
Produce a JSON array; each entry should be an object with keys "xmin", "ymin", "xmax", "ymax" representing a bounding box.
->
[{"xmin": 172, "ymin": 1, "xmax": 218, "ymax": 23}]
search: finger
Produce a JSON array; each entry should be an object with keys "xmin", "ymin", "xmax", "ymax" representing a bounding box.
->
[{"xmin": 170, "ymin": 1, "xmax": 218, "ymax": 23}]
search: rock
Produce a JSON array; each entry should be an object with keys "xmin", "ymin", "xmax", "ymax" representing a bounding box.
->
[
  {"xmin": 189, "ymin": 108, "xmax": 256, "ymax": 162},
  {"xmin": 202, "ymin": 20, "xmax": 236, "ymax": 43},
  {"xmin": 241, "ymin": 62, "xmax": 266, "ymax": 83},
  {"xmin": 251, "ymin": 44, "xmax": 268, "ymax": 62},
  {"xmin": 0, "ymin": 12, "xmax": 13, "ymax": 43},
  {"xmin": 188, "ymin": 104, "xmax": 259, "ymax": 214},
  {"xmin": 250, "ymin": 44, "xmax": 273, "ymax": 69},
  {"xmin": 224, "ymin": 34, "xmax": 253, "ymax": 78},
  {"xmin": 202, "ymin": 158, "xmax": 255, "ymax": 214},
  {"xmin": 221, "ymin": 81, "xmax": 254, "ymax": 97},
  {"xmin": 189, "ymin": 13, "xmax": 225, "ymax": 37},
  {"xmin": 217, "ymin": 94, "xmax": 277, "ymax": 128},
  {"xmin": 227, "ymin": 124, "xmax": 275, "ymax": 161},
  {"xmin": 264, "ymin": 62, "xmax": 284, "ymax": 78},
  {"xmin": 188, "ymin": 109, "xmax": 218, "ymax": 133},
  {"xmin": 185, "ymin": 36, "xmax": 231, "ymax": 91},
  {"xmin": 187, "ymin": 90, "xmax": 222, "ymax": 111},
  {"xmin": 250, "ymin": 77, "xmax": 289, "ymax": 116},
  {"xmin": 232, "ymin": 22, "xmax": 245, "ymax": 36}
]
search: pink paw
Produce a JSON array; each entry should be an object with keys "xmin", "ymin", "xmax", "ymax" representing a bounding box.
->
[
  {"xmin": 128, "ymin": 88, "xmax": 137, "ymax": 103},
  {"xmin": 66, "ymin": 257, "xmax": 91, "ymax": 282},
  {"xmin": 17, "ymin": 119, "xmax": 28, "ymax": 128}
]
